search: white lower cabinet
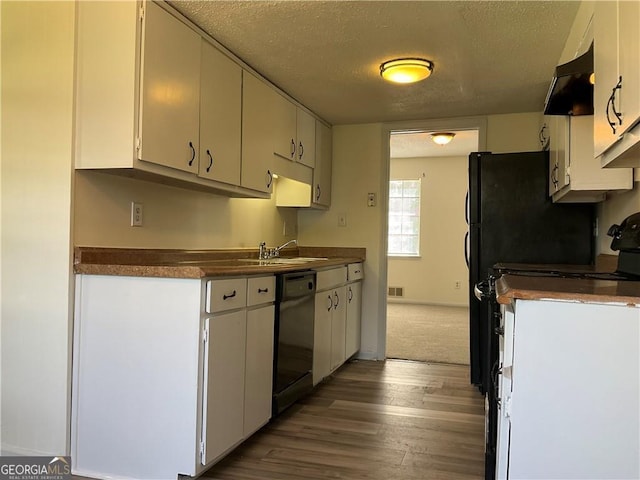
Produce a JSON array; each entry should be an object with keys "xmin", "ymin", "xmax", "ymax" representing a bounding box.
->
[
  {"xmin": 72, "ymin": 273, "xmax": 275, "ymax": 480},
  {"xmin": 345, "ymin": 281, "xmax": 362, "ymax": 358},
  {"xmin": 313, "ymin": 263, "xmax": 363, "ymax": 385},
  {"xmin": 496, "ymin": 299, "xmax": 639, "ymax": 479},
  {"xmin": 243, "ymin": 304, "xmax": 275, "ymax": 437},
  {"xmin": 202, "ymin": 310, "xmax": 246, "ymax": 464}
]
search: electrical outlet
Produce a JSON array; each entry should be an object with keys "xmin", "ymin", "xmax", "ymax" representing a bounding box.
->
[
  {"xmin": 455, "ymin": 281, "xmax": 461, "ymax": 289},
  {"xmin": 367, "ymin": 192, "xmax": 376, "ymax": 207},
  {"xmin": 131, "ymin": 202, "xmax": 143, "ymax": 227},
  {"xmin": 338, "ymin": 214, "xmax": 347, "ymax": 227}
]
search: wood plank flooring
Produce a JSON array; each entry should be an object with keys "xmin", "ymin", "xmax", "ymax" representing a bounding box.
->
[{"xmin": 203, "ymin": 359, "xmax": 485, "ymax": 480}]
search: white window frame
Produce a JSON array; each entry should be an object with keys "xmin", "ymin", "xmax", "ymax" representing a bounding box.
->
[{"xmin": 387, "ymin": 178, "xmax": 421, "ymax": 257}]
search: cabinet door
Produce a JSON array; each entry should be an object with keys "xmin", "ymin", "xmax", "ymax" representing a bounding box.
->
[
  {"xmin": 593, "ymin": 1, "xmax": 621, "ymax": 158},
  {"xmin": 330, "ymin": 286, "xmax": 347, "ymax": 371},
  {"xmin": 244, "ymin": 305, "xmax": 275, "ymax": 437},
  {"xmin": 313, "ymin": 291, "xmax": 332, "ymax": 385},
  {"xmin": 296, "ymin": 109, "xmax": 316, "ymax": 168},
  {"xmin": 199, "ymin": 41, "xmax": 241, "ymax": 185},
  {"xmin": 202, "ymin": 311, "xmax": 246, "ymax": 465},
  {"xmin": 139, "ymin": 2, "xmax": 201, "ymax": 173},
  {"xmin": 618, "ymin": 0, "xmax": 640, "ymax": 135},
  {"xmin": 551, "ymin": 116, "xmax": 570, "ymax": 192},
  {"xmin": 313, "ymin": 122, "xmax": 332, "ymax": 207},
  {"xmin": 241, "ymin": 71, "xmax": 274, "ymax": 193},
  {"xmin": 345, "ymin": 282, "xmax": 362, "ymax": 359},
  {"xmin": 272, "ymin": 92, "xmax": 297, "ymax": 160}
]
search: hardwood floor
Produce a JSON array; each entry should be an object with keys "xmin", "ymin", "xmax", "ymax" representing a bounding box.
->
[{"xmin": 203, "ymin": 359, "xmax": 485, "ymax": 480}]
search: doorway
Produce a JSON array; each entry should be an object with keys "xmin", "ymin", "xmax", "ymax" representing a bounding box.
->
[{"xmin": 384, "ymin": 127, "xmax": 480, "ymax": 364}]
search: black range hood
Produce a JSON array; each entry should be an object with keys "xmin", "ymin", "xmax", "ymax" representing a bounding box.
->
[{"xmin": 543, "ymin": 43, "xmax": 593, "ymax": 116}]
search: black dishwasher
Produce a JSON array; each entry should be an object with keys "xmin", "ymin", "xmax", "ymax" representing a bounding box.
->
[{"xmin": 272, "ymin": 271, "xmax": 316, "ymax": 415}]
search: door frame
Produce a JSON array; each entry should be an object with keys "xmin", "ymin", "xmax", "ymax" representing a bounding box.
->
[{"xmin": 377, "ymin": 117, "xmax": 488, "ymax": 360}]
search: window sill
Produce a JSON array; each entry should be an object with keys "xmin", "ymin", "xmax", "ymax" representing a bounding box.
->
[{"xmin": 387, "ymin": 254, "xmax": 421, "ymax": 259}]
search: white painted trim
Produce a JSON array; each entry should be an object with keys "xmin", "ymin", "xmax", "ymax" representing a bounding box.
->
[{"xmin": 378, "ymin": 116, "xmax": 487, "ymax": 361}]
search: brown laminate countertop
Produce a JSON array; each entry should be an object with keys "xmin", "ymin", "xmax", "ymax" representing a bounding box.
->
[
  {"xmin": 74, "ymin": 246, "xmax": 366, "ymax": 279},
  {"xmin": 496, "ymin": 274, "xmax": 640, "ymax": 307}
]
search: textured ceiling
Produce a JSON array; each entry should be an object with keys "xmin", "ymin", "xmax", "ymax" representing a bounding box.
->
[{"xmin": 170, "ymin": 1, "xmax": 579, "ymax": 126}]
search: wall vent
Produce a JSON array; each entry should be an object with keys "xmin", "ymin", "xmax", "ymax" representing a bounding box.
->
[{"xmin": 388, "ymin": 286, "xmax": 404, "ymax": 297}]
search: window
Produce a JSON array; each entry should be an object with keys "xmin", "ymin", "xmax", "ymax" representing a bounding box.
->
[{"xmin": 388, "ymin": 179, "xmax": 421, "ymax": 256}]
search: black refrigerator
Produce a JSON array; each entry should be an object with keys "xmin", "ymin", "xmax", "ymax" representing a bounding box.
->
[{"xmin": 467, "ymin": 151, "xmax": 594, "ymax": 392}]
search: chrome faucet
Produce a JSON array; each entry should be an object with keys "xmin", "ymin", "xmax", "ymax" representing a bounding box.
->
[
  {"xmin": 258, "ymin": 239, "xmax": 297, "ymax": 259},
  {"xmin": 258, "ymin": 241, "xmax": 268, "ymax": 260},
  {"xmin": 273, "ymin": 239, "xmax": 297, "ymax": 257}
]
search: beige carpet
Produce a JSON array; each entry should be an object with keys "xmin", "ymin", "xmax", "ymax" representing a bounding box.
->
[{"xmin": 386, "ymin": 303, "xmax": 470, "ymax": 365}]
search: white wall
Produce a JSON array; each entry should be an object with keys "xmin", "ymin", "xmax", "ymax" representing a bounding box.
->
[
  {"xmin": 74, "ymin": 171, "xmax": 298, "ymax": 249},
  {"xmin": 298, "ymin": 124, "xmax": 387, "ymax": 359},
  {"xmin": 387, "ymin": 156, "xmax": 469, "ymax": 306},
  {"xmin": 1, "ymin": 1, "xmax": 75, "ymax": 455}
]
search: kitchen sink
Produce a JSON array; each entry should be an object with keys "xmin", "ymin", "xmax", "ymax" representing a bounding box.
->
[{"xmin": 238, "ymin": 257, "xmax": 328, "ymax": 265}]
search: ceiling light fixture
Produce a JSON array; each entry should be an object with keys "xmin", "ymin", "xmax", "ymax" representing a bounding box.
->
[
  {"xmin": 380, "ymin": 58, "xmax": 434, "ymax": 84},
  {"xmin": 430, "ymin": 132, "xmax": 456, "ymax": 145}
]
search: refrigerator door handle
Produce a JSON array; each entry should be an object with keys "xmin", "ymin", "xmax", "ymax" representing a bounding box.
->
[
  {"xmin": 464, "ymin": 231, "xmax": 469, "ymax": 268},
  {"xmin": 464, "ymin": 191, "xmax": 469, "ymax": 225}
]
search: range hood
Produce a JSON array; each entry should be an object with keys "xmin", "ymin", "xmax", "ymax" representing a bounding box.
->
[{"xmin": 544, "ymin": 43, "xmax": 593, "ymax": 116}]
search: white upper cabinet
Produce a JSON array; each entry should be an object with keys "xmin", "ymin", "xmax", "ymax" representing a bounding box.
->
[
  {"xmin": 312, "ymin": 121, "xmax": 332, "ymax": 208},
  {"xmin": 198, "ymin": 40, "xmax": 242, "ymax": 185},
  {"xmin": 74, "ymin": 1, "xmax": 267, "ymax": 197},
  {"xmin": 296, "ymin": 109, "xmax": 316, "ymax": 168},
  {"xmin": 272, "ymin": 93, "xmax": 317, "ymax": 168},
  {"xmin": 551, "ymin": 115, "xmax": 631, "ymax": 203},
  {"xmin": 139, "ymin": 1, "xmax": 201, "ymax": 173},
  {"xmin": 594, "ymin": 1, "xmax": 640, "ymax": 167},
  {"xmin": 272, "ymin": 92, "xmax": 298, "ymax": 161},
  {"xmin": 546, "ymin": 116, "xmax": 570, "ymax": 196},
  {"xmin": 241, "ymin": 72, "xmax": 275, "ymax": 193}
]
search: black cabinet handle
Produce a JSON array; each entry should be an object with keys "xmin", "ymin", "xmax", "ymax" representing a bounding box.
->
[
  {"xmin": 206, "ymin": 149, "xmax": 213, "ymax": 173},
  {"xmin": 607, "ymin": 76, "xmax": 623, "ymax": 134},
  {"xmin": 539, "ymin": 123, "xmax": 548, "ymax": 149},
  {"xmin": 348, "ymin": 286, "xmax": 353, "ymax": 302},
  {"xmin": 258, "ymin": 288, "xmax": 269, "ymax": 293},
  {"xmin": 266, "ymin": 169, "xmax": 273, "ymax": 189},
  {"xmin": 316, "ymin": 184, "xmax": 321, "ymax": 201},
  {"xmin": 551, "ymin": 164, "xmax": 559, "ymax": 189},
  {"xmin": 290, "ymin": 139, "xmax": 296, "ymax": 158},
  {"xmin": 223, "ymin": 290, "xmax": 237, "ymax": 300},
  {"xmin": 327, "ymin": 294, "xmax": 333, "ymax": 311},
  {"xmin": 188, "ymin": 141, "xmax": 195, "ymax": 166},
  {"xmin": 333, "ymin": 291, "xmax": 339, "ymax": 309},
  {"xmin": 611, "ymin": 76, "xmax": 623, "ymax": 127},
  {"xmin": 298, "ymin": 141, "xmax": 304, "ymax": 159}
]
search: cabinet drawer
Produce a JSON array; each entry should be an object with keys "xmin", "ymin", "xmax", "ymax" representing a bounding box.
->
[
  {"xmin": 206, "ymin": 278, "xmax": 247, "ymax": 313},
  {"xmin": 247, "ymin": 276, "xmax": 276, "ymax": 306},
  {"xmin": 316, "ymin": 266, "xmax": 347, "ymax": 291},
  {"xmin": 347, "ymin": 263, "xmax": 364, "ymax": 281}
]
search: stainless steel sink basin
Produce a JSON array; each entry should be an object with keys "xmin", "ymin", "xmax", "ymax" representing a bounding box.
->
[{"xmin": 238, "ymin": 257, "xmax": 328, "ymax": 265}]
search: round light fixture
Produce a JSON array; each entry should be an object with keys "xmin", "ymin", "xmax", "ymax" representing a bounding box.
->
[
  {"xmin": 430, "ymin": 132, "xmax": 456, "ymax": 145},
  {"xmin": 380, "ymin": 58, "xmax": 434, "ymax": 84}
]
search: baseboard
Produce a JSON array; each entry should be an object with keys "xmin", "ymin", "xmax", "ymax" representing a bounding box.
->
[
  {"xmin": 0, "ymin": 442, "xmax": 58, "ymax": 456},
  {"xmin": 387, "ymin": 298, "xmax": 469, "ymax": 308}
]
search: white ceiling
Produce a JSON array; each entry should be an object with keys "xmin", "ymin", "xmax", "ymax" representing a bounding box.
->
[
  {"xmin": 390, "ymin": 130, "xmax": 480, "ymax": 158},
  {"xmin": 170, "ymin": 0, "xmax": 580, "ymax": 127}
]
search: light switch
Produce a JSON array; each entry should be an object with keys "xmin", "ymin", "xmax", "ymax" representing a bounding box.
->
[{"xmin": 367, "ymin": 193, "xmax": 376, "ymax": 207}]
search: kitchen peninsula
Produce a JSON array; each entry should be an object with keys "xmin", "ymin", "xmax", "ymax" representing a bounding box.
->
[
  {"xmin": 493, "ymin": 274, "xmax": 640, "ymax": 479},
  {"xmin": 72, "ymin": 246, "xmax": 365, "ymax": 480}
]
